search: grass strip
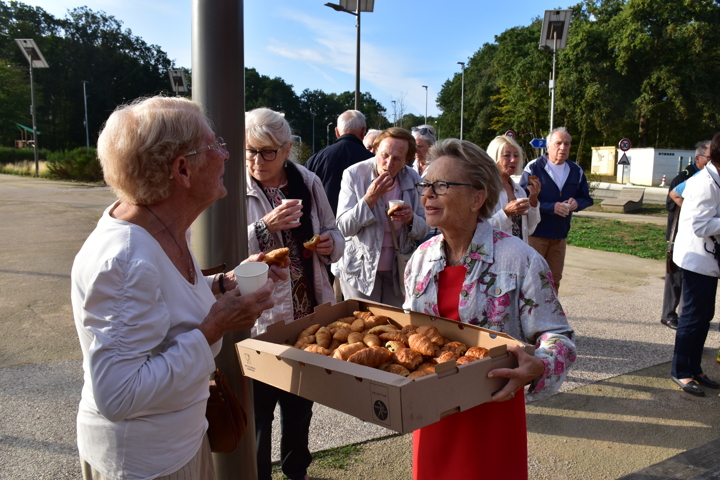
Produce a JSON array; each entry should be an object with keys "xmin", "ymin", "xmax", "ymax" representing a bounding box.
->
[
  {"xmin": 272, "ymin": 443, "xmax": 363, "ymax": 477},
  {"xmin": 567, "ymin": 217, "xmax": 666, "ymax": 260}
]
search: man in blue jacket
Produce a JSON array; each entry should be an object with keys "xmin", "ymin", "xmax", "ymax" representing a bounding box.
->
[{"xmin": 520, "ymin": 127, "xmax": 593, "ymax": 291}]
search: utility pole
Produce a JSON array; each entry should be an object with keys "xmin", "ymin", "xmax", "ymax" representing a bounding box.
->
[{"xmin": 457, "ymin": 62, "xmax": 465, "ymax": 140}]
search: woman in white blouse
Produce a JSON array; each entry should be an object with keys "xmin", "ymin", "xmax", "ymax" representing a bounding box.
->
[{"xmin": 486, "ymin": 135, "xmax": 541, "ymax": 243}]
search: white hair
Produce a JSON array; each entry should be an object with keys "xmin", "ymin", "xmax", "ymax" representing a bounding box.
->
[
  {"xmin": 337, "ymin": 110, "xmax": 366, "ymax": 133},
  {"xmin": 546, "ymin": 126, "xmax": 572, "ymax": 145}
]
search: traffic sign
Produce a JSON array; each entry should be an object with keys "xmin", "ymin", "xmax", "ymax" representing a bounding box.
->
[
  {"xmin": 618, "ymin": 138, "xmax": 632, "ymax": 152},
  {"xmin": 530, "ymin": 138, "xmax": 547, "ymax": 149},
  {"xmin": 617, "ymin": 153, "xmax": 630, "ymax": 165},
  {"xmin": 505, "ymin": 130, "xmax": 516, "ymax": 139}
]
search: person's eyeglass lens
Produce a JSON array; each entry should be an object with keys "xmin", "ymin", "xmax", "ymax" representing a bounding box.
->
[
  {"xmin": 184, "ymin": 137, "xmax": 227, "ymax": 157},
  {"xmin": 246, "ymin": 142, "xmax": 286, "ymax": 161},
  {"xmin": 415, "ymin": 181, "xmax": 475, "ymax": 196}
]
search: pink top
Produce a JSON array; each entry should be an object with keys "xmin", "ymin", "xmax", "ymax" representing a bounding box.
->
[{"xmin": 377, "ymin": 180, "xmax": 402, "ymax": 271}]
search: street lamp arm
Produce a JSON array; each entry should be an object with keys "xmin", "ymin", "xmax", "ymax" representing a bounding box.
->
[{"xmin": 324, "ymin": 3, "xmax": 357, "ymax": 15}]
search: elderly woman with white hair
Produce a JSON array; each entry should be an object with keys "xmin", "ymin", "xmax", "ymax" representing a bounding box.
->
[
  {"xmin": 406, "ymin": 139, "xmax": 575, "ymax": 480},
  {"xmin": 72, "ymin": 96, "xmax": 277, "ymax": 480},
  {"xmin": 411, "ymin": 125, "xmax": 437, "ymax": 178},
  {"xmin": 245, "ymin": 107, "xmax": 344, "ymax": 480},
  {"xmin": 486, "ymin": 135, "xmax": 541, "ymax": 242}
]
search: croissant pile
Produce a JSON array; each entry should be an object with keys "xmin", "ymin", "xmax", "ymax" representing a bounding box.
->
[{"xmin": 291, "ymin": 311, "xmax": 490, "ymax": 378}]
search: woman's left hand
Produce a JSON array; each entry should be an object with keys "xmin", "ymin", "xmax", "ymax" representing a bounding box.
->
[
  {"xmin": 390, "ymin": 203, "xmax": 414, "ymax": 226},
  {"xmin": 487, "ymin": 344, "xmax": 545, "ymax": 402},
  {"xmin": 315, "ymin": 233, "xmax": 334, "ymax": 256}
]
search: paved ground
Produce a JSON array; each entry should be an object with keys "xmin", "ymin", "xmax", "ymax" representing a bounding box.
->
[{"xmin": 2, "ymin": 173, "xmax": 720, "ymax": 480}]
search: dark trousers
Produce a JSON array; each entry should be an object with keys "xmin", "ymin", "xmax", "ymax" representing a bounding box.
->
[
  {"xmin": 253, "ymin": 380, "xmax": 313, "ymax": 480},
  {"xmin": 661, "ymin": 269, "xmax": 683, "ymax": 321},
  {"xmin": 671, "ymin": 268, "xmax": 718, "ymax": 380}
]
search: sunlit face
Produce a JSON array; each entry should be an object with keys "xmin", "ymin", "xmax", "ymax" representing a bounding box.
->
[
  {"xmin": 497, "ymin": 144, "xmax": 520, "ymax": 178},
  {"xmin": 415, "ymin": 138, "xmax": 431, "ymax": 163},
  {"xmin": 696, "ymin": 147, "xmax": 711, "ymax": 169},
  {"xmin": 193, "ymin": 128, "xmax": 228, "ymax": 204},
  {"xmin": 375, "ymin": 137, "xmax": 409, "ymax": 178},
  {"xmin": 547, "ymin": 131, "xmax": 571, "ymax": 164},
  {"xmin": 421, "ymin": 156, "xmax": 485, "ymax": 231},
  {"xmin": 364, "ymin": 133, "xmax": 378, "ymax": 152},
  {"xmin": 245, "ymin": 140, "xmax": 290, "ymax": 187}
]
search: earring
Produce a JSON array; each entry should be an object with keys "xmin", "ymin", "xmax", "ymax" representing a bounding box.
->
[{"xmin": 471, "ymin": 207, "xmax": 476, "ymax": 212}]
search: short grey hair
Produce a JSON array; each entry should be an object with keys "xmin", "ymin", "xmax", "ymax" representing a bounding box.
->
[
  {"xmin": 245, "ymin": 107, "xmax": 292, "ymax": 149},
  {"xmin": 337, "ymin": 110, "xmax": 366, "ymax": 133},
  {"xmin": 412, "ymin": 124, "xmax": 437, "ymax": 146},
  {"xmin": 695, "ymin": 140, "xmax": 711, "ymax": 157},
  {"xmin": 427, "ymin": 139, "xmax": 501, "ymax": 220},
  {"xmin": 546, "ymin": 126, "xmax": 572, "ymax": 146}
]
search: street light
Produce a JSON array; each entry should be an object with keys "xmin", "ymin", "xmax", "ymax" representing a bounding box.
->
[
  {"xmin": 457, "ymin": 62, "xmax": 465, "ymax": 140},
  {"xmin": 325, "ymin": 0, "xmax": 375, "ymax": 111},
  {"xmin": 311, "ymin": 111, "xmax": 316, "ymax": 153},
  {"xmin": 15, "ymin": 38, "xmax": 48, "ymax": 177},
  {"xmin": 422, "ymin": 85, "xmax": 428, "ymax": 125},
  {"xmin": 539, "ymin": 10, "xmax": 572, "ymax": 132},
  {"xmin": 327, "ymin": 122, "xmax": 333, "ymax": 147},
  {"xmin": 391, "ymin": 100, "xmax": 396, "ymax": 127},
  {"xmin": 82, "ymin": 81, "xmax": 90, "ymax": 152}
]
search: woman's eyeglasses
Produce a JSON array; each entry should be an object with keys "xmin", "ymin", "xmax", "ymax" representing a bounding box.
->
[
  {"xmin": 415, "ymin": 181, "xmax": 476, "ymax": 196},
  {"xmin": 184, "ymin": 137, "xmax": 228, "ymax": 157},
  {"xmin": 246, "ymin": 142, "xmax": 287, "ymax": 161}
]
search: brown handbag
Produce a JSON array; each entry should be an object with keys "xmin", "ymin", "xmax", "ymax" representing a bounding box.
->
[{"xmin": 205, "ymin": 364, "xmax": 247, "ymax": 453}]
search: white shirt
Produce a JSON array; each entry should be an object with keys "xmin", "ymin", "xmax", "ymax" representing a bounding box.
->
[
  {"xmin": 545, "ymin": 160, "xmax": 570, "ymax": 190},
  {"xmin": 72, "ymin": 203, "xmax": 220, "ymax": 480},
  {"xmin": 673, "ymin": 162, "xmax": 720, "ymax": 278},
  {"xmin": 488, "ymin": 177, "xmax": 540, "ymax": 242}
]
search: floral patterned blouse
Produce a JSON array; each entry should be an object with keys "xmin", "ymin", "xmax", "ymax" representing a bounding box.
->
[{"xmin": 403, "ymin": 219, "xmax": 576, "ymax": 400}]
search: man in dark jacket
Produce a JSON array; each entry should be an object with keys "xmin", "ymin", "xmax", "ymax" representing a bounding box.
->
[
  {"xmin": 305, "ymin": 110, "xmax": 374, "ymax": 215},
  {"xmin": 660, "ymin": 140, "xmax": 711, "ymax": 329},
  {"xmin": 520, "ymin": 127, "xmax": 593, "ymax": 291}
]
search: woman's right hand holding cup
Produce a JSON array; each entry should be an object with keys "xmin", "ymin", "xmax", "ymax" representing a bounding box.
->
[{"xmin": 263, "ymin": 200, "xmax": 303, "ymax": 233}]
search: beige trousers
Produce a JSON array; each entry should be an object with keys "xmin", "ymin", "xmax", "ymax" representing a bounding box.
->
[{"xmin": 528, "ymin": 236, "xmax": 567, "ymax": 292}]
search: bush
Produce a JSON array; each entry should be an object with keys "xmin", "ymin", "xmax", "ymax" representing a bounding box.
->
[
  {"xmin": 46, "ymin": 147, "xmax": 104, "ymax": 182},
  {"xmin": 0, "ymin": 146, "xmax": 51, "ymax": 164}
]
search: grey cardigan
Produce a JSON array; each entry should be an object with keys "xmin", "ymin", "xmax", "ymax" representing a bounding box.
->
[{"xmin": 332, "ymin": 158, "xmax": 429, "ymax": 296}]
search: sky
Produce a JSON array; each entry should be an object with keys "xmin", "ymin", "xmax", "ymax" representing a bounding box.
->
[{"xmin": 22, "ymin": 0, "xmax": 571, "ymax": 119}]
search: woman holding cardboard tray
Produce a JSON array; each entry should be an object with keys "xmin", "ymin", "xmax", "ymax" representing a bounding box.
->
[{"xmin": 404, "ymin": 139, "xmax": 576, "ymax": 480}]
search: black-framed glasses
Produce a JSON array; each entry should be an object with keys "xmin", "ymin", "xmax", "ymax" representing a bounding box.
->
[
  {"xmin": 415, "ymin": 181, "xmax": 477, "ymax": 196},
  {"xmin": 412, "ymin": 126, "xmax": 436, "ymax": 136},
  {"xmin": 184, "ymin": 137, "xmax": 228, "ymax": 157},
  {"xmin": 246, "ymin": 142, "xmax": 287, "ymax": 161}
]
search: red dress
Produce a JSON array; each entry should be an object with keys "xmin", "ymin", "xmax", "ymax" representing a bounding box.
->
[{"xmin": 412, "ymin": 266, "xmax": 528, "ymax": 480}]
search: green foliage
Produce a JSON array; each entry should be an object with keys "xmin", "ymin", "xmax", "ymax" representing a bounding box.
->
[
  {"xmin": 567, "ymin": 217, "xmax": 666, "ymax": 260},
  {"xmin": 46, "ymin": 147, "xmax": 103, "ymax": 181},
  {"xmin": 0, "ymin": 145, "xmax": 49, "ymax": 164}
]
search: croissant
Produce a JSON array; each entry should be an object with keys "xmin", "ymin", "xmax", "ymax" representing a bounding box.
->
[
  {"xmin": 367, "ymin": 324, "xmax": 398, "ymax": 335},
  {"xmin": 364, "ymin": 315, "xmax": 389, "ymax": 329},
  {"xmin": 347, "ymin": 346, "xmax": 394, "ymax": 367},
  {"xmin": 347, "ymin": 332, "xmax": 364, "ymax": 344},
  {"xmin": 433, "ymin": 351, "xmax": 459, "ymax": 364},
  {"xmin": 294, "ymin": 335, "xmax": 315, "ymax": 349},
  {"xmin": 328, "ymin": 339, "xmax": 342, "ymax": 352},
  {"xmin": 393, "ymin": 348, "xmax": 423, "ymax": 370},
  {"xmin": 298, "ymin": 324, "xmax": 321, "ymax": 339},
  {"xmin": 387, "ymin": 204, "xmax": 403, "ymax": 216},
  {"xmin": 304, "ymin": 344, "xmax": 332, "ymax": 356},
  {"xmin": 408, "ymin": 334, "xmax": 435, "ymax": 356},
  {"xmin": 303, "ymin": 234, "xmax": 322, "ymax": 251},
  {"xmin": 441, "ymin": 341, "xmax": 468, "ymax": 356},
  {"xmin": 381, "ymin": 363, "xmax": 410, "ymax": 377},
  {"xmin": 379, "ymin": 331, "xmax": 408, "ymax": 345},
  {"xmin": 401, "ymin": 324, "xmax": 417, "ymax": 336},
  {"xmin": 262, "ymin": 247, "xmax": 290, "ymax": 267},
  {"xmin": 416, "ymin": 325, "xmax": 445, "ymax": 346},
  {"xmin": 350, "ymin": 318, "xmax": 366, "ymax": 333},
  {"xmin": 416, "ymin": 362, "xmax": 436, "ymax": 373},
  {"xmin": 315, "ymin": 327, "xmax": 332, "ymax": 348},
  {"xmin": 332, "ymin": 342, "xmax": 367, "ymax": 360},
  {"xmin": 385, "ymin": 341, "xmax": 406, "ymax": 353},
  {"xmin": 363, "ymin": 334, "xmax": 382, "ymax": 347},
  {"xmin": 327, "ymin": 321, "xmax": 353, "ymax": 331},
  {"xmin": 457, "ymin": 355, "xmax": 480, "ymax": 365},
  {"xmin": 408, "ymin": 369, "xmax": 432, "ymax": 380},
  {"xmin": 353, "ymin": 311, "xmax": 373, "ymax": 321},
  {"xmin": 333, "ymin": 327, "xmax": 351, "ymax": 342},
  {"xmin": 466, "ymin": 346, "xmax": 490, "ymax": 359}
]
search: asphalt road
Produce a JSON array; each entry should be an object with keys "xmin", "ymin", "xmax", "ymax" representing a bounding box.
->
[{"xmin": 2, "ymin": 173, "xmax": 720, "ymax": 480}]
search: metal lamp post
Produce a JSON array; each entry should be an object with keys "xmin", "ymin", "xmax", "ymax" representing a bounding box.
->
[
  {"xmin": 457, "ymin": 62, "xmax": 465, "ymax": 140},
  {"xmin": 392, "ymin": 100, "xmax": 396, "ymax": 127},
  {"xmin": 15, "ymin": 39, "xmax": 48, "ymax": 178},
  {"xmin": 539, "ymin": 10, "xmax": 572, "ymax": 133},
  {"xmin": 311, "ymin": 111, "xmax": 316, "ymax": 153},
  {"xmin": 327, "ymin": 122, "xmax": 332, "ymax": 147},
  {"xmin": 82, "ymin": 80, "xmax": 90, "ymax": 152},
  {"xmin": 422, "ymin": 85, "xmax": 428, "ymax": 125},
  {"xmin": 325, "ymin": 1, "xmax": 375, "ymax": 111}
]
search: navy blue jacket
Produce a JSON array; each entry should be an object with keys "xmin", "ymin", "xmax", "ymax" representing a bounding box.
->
[
  {"xmin": 305, "ymin": 133, "xmax": 374, "ymax": 215},
  {"xmin": 519, "ymin": 155, "xmax": 593, "ymax": 240}
]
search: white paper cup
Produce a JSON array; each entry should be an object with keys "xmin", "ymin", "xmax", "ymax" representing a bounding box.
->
[
  {"xmin": 281, "ymin": 199, "xmax": 302, "ymax": 205},
  {"xmin": 233, "ymin": 262, "xmax": 269, "ymax": 295},
  {"xmin": 388, "ymin": 200, "xmax": 404, "ymax": 207}
]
